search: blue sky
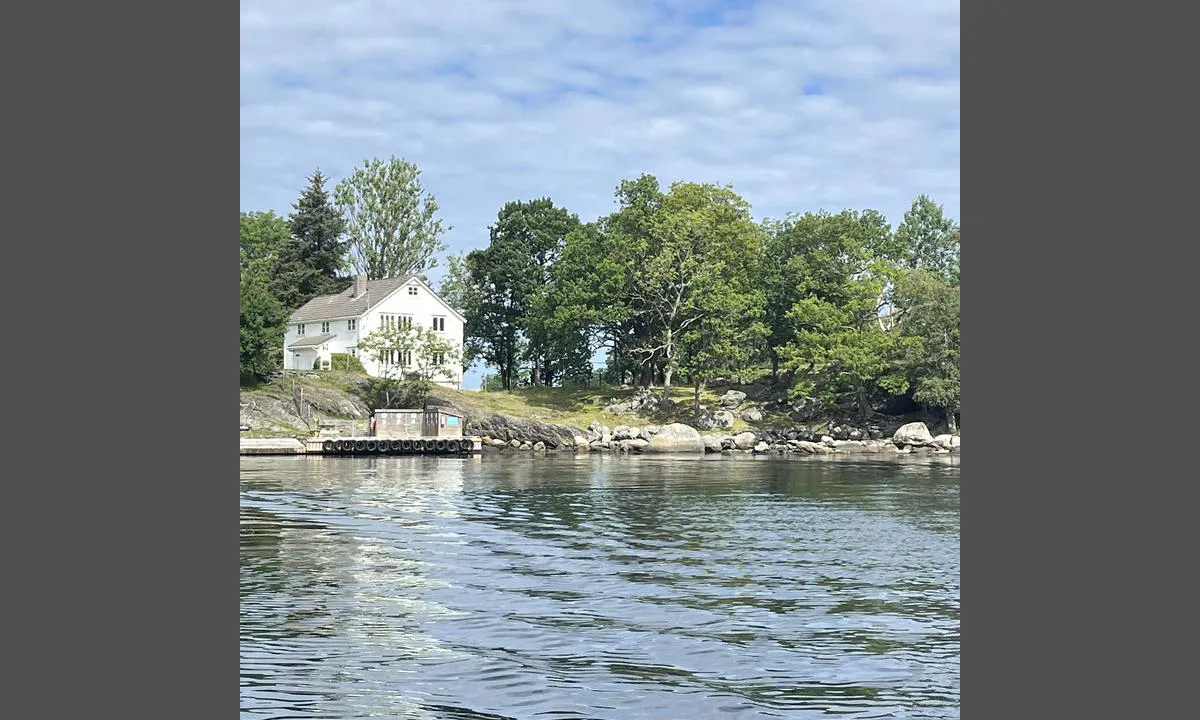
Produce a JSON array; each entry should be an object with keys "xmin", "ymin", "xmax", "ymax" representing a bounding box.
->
[{"xmin": 241, "ymin": 0, "xmax": 960, "ymax": 391}]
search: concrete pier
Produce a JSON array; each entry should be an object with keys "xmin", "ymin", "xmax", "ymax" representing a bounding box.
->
[
  {"xmin": 240, "ymin": 438, "xmax": 306, "ymax": 455},
  {"xmin": 241, "ymin": 436, "xmax": 483, "ymax": 456}
]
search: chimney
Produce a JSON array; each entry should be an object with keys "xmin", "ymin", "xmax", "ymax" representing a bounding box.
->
[{"xmin": 354, "ymin": 274, "xmax": 367, "ymax": 298}]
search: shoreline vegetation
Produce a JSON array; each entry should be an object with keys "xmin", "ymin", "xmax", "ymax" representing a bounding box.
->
[{"xmin": 242, "ymin": 159, "xmax": 960, "ymax": 449}]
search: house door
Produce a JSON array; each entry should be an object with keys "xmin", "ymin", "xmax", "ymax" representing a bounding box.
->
[{"xmin": 293, "ymin": 352, "xmax": 301, "ymax": 370}]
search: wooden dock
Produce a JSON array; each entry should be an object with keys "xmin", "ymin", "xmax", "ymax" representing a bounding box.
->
[{"xmin": 240, "ymin": 436, "xmax": 483, "ymax": 456}]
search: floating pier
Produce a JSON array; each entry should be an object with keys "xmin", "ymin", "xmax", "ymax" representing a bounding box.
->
[{"xmin": 241, "ymin": 436, "xmax": 483, "ymax": 456}]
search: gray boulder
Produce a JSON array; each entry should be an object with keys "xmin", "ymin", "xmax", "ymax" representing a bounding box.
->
[
  {"xmin": 712, "ymin": 410, "xmax": 735, "ymax": 429},
  {"xmin": 733, "ymin": 431, "xmax": 757, "ymax": 450},
  {"xmin": 893, "ymin": 422, "xmax": 934, "ymax": 447},
  {"xmin": 719, "ymin": 390, "xmax": 747, "ymax": 409},
  {"xmin": 753, "ymin": 441, "xmax": 769, "ymax": 453},
  {"xmin": 740, "ymin": 408, "xmax": 763, "ymax": 423},
  {"xmin": 645, "ymin": 423, "xmax": 705, "ymax": 453}
]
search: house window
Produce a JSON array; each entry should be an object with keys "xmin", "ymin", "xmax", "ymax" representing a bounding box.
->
[
  {"xmin": 348, "ymin": 347, "xmax": 357, "ymax": 357},
  {"xmin": 297, "ymin": 324, "xmax": 305, "ymax": 335},
  {"xmin": 381, "ymin": 314, "xmax": 412, "ymax": 330},
  {"xmin": 432, "ymin": 352, "xmax": 445, "ymax": 366},
  {"xmin": 347, "ymin": 319, "xmax": 357, "ymax": 331},
  {"xmin": 382, "ymin": 350, "xmax": 411, "ymax": 366},
  {"xmin": 321, "ymin": 321, "xmax": 330, "ymax": 333},
  {"xmin": 432, "ymin": 316, "xmax": 445, "ymax": 332},
  {"xmin": 407, "ymin": 285, "xmax": 418, "ymax": 295}
]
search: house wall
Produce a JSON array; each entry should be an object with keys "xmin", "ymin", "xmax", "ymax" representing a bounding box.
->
[
  {"xmin": 282, "ymin": 316, "xmax": 361, "ymax": 369},
  {"xmin": 282, "ymin": 279, "xmax": 464, "ymax": 387},
  {"xmin": 358, "ymin": 280, "xmax": 465, "ymax": 388}
]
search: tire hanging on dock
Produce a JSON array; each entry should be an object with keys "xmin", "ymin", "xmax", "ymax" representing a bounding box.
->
[
  {"xmin": 400, "ymin": 439, "xmax": 412, "ymax": 452},
  {"xmin": 354, "ymin": 440, "xmax": 367, "ymax": 453},
  {"xmin": 388, "ymin": 440, "xmax": 401, "ymax": 453},
  {"xmin": 322, "ymin": 440, "xmax": 335, "ymax": 453},
  {"xmin": 433, "ymin": 439, "xmax": 445, "ymax": 452}
]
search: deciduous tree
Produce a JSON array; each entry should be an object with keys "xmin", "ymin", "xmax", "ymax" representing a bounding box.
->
[{"xmin": 334, "ymin": 156, "xmax": 448, "ymax": 280}]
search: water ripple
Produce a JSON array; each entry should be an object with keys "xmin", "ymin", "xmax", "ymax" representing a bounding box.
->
[{"xmin": 242, "ymin": 454, "xmax": 959, "ymax": 719}]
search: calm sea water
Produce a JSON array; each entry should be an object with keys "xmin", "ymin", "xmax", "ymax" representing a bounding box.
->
[{"xmin": 241, "ymin": 453, "xmax": 960, "ymax": 719}]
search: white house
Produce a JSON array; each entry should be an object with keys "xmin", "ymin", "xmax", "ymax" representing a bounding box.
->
[{"xmin": 282, "ymin": 274, "xmax": 466, "ymax": 388}]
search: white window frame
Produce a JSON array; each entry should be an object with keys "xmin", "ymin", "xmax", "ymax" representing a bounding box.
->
[
  {"xmin": 432, "ymin": 316, "xmax": 446, "ymax": 332},
  {"xmin": 347, "ymin": 318, "xmax": 357, "ymax": 331},
  {"xmin": 297, "ymin": 323, "xmax": 305, "ymax": 335},
  {"xmin": 321, "ymin": 321, "xmax": 330, "ymax": 333},
  {"xmin": 432, "ymin": 351, "xmax": 445, "ymax": 366},
  {"xmin": 381, "ymin": 314, "xmax": 413, "ymax": 330},
  {"xmin": 407, "ymin": 285, "xmax": 418, "ymax": 296}
]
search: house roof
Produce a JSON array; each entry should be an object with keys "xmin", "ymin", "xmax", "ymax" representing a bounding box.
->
[
  {"xmin": 286, "ymin": 333, "xmax": 337, "ymax": 348},
  {"xmin": 289, "ymin": 276, "xmax": 415, "ymax": 322}
]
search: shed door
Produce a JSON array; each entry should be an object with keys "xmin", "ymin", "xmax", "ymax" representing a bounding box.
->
[{"xmin": 422, "ymin": 411, "xmax": 438, "ymax": 436}]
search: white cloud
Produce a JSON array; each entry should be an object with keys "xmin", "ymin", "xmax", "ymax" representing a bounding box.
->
[{"xmin": 241, "ymin": 0, "xmax": 960, "ymax": 265}]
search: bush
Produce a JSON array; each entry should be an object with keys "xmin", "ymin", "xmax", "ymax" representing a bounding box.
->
[
  {"xmin": 311, "ymin": 353, "xmax": 368, "ymax": 372},
  {"xmin": 360, "ymin": 377, "xmax": 433, "ymax": 411},
  {"xmin": 330, "ymin": 353, "xmax": 366, "ymax": 372}
]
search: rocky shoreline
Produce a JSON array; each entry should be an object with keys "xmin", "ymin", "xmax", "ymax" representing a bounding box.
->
[
  {"xmin": 469, "ymin": 419, "xmax": 959, "ymax": 457},
  {"xmin": 464, "ymin": 386, "xmax": 958, "ymax": 458}
]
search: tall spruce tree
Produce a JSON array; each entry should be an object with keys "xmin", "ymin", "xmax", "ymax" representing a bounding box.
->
[{"xmin": 271, "ymin": 169, "xmax": 349, "ymax": 310}]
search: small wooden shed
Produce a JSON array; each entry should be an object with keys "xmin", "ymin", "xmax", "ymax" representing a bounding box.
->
[{"xmin": 373, "ymin": 407, "xmax": 464, "ymax": 439}]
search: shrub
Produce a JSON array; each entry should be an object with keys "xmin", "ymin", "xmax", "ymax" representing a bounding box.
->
[{"xmin": 330, "ymin": 353, "xmax": 366, "ymax": 373}]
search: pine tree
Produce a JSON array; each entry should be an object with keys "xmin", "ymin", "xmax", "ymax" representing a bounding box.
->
[{"xmin": 271, "ymin": 169, "xmax": 350, "ymax": 310}]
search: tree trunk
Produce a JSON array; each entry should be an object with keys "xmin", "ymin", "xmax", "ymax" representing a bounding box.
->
[
  {"xmin": 770, "ymin": 351, "xmax": 779, "ymax": 381},
  {"xmin": 857, "ymin": 386, "xmax": 873, "ymax": 420},
  {"xmin": 693, "ymin": 379, "xmax": 704, "ymax": 413},
  {"xmin": 947, "ymin": 409, "xmax": 958, "ymax": 433},
  {"xmin": 661, "ymin": 365, "xmax": 673, "ymax": 403},
  {"xmin": 531, "ymin": 357, "xmax": 541, "ymax": 386}
]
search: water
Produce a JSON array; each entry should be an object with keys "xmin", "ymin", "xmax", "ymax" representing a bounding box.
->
[{"xmin": 241, "ymin": 453, "xmax": 960, "ymax": 719}]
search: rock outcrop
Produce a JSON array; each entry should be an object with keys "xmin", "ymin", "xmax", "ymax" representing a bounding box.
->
[
  {"xmin": 892, "ymin": 422, "xmax": 934, "ymax": 447},
  {"xmin": 719, "ymin": 390, "xmax": 747, "ymax": 409},
  {"xmin": 465, "ymin": 414, "xmax": 582, "ymax": 449},
  {"xmin": 646, "ymin": 423, "xmax": 705, "ymax": 453}
]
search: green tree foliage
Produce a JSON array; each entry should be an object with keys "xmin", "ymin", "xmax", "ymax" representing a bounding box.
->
[
  {"xmin": 239, "ymin": 211, "xmax": 289, "ymax": 274},
  {"xmin": 270, "ymin": 169, "xmax": 349, "ymax": 311},
  {"xmin": 438, "ymin": 251, "xmax": 483, "ymax": 367},
  {"xmin": 239, "ymin": 212, "xmax": 290, "ymax": 383},
  {"xmin": 894, "ymin": 194, "xmax": 960, "ymax": 283},
  {"xmin": 774, "ymin": 210, "xmax": 902, "ymax": 419},
  {"xmin": 239, "ymin": 268, "xmax": 287, "ymax": 383},
  {"xmin": 892, "ymin": 268, "xmax": 960, "ymax": 430},
  {"xmin": 445, "ymin": 198, "xmax": 587, "ymax": 389},
  {"xmin": 634, "ymin": 181, "xmax": 764, "ymax": 400},
  {"xmin": 550, "ymin": 176, "xmax": 766, "ymax": 399},
  {"xmin": 334, "ymin": 156, "xmax": 449, "ymax": 280}
]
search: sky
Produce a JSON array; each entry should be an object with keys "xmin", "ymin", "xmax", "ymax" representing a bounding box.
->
[{"xmin": 241, "ymin": 0, "xmax": 960, "ymax": 391}]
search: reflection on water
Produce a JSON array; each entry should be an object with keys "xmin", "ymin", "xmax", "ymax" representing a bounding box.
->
[{"xmin": 242, "ymin": 454, "xmax": 959, "ymax": 719}]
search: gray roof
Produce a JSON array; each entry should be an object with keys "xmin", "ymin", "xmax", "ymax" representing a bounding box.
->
[
  {"xmin": 289, "ymin": 276, "xmax": 415, "ymax": 322},
  {"xmin": 286, "ymin": 333, "xmax": 337, "ymax": 348}
]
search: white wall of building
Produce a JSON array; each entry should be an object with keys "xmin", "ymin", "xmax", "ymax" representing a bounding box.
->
[
  {"xmin": 358, "ymin": 279, "xmax": 465, "ymax": 388},
  {"xmin": 283, "ymin": 278, "xmax": 465, "ymax": 387}
]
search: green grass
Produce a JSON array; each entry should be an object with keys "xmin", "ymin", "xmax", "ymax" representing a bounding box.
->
[{"xmin": 246, "ymin": 366, "xmax": 818, "ymax": 436}]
